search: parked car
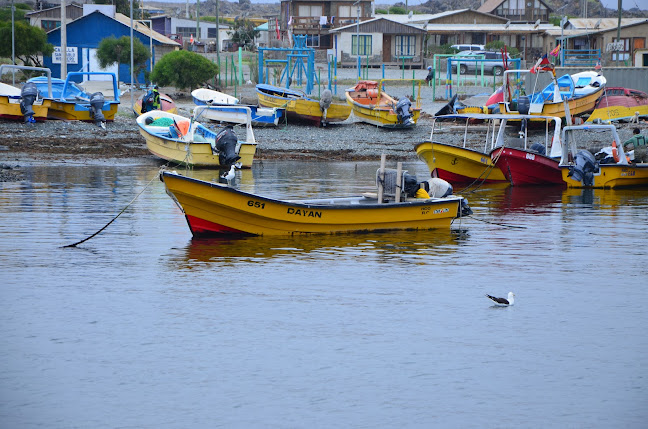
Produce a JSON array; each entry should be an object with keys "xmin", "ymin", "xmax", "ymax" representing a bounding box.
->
[
  {"xmin": 454, "ymin": 50, "xmax": 512, "ymax": 76},
  {"xmin": 450, "ymin": 44, "xmax": 485, "ymax": 52}
]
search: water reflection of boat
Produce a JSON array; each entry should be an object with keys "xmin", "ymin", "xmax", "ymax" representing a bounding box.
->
[
  {"xmin": 179, "ymin": 229, "xmax": 463, "ymax": 263},
  {"xmin": 161, "ymin": 169, "xmax": 471, "ymax": 237},
  {"xmin": 492, "ymin": 185, "xmax": 563, "ymax": 214}
]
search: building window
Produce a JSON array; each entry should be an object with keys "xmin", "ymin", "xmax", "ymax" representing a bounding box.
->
[
  {"xmin": 306, "ymin": 35, "xmax": 320, "ymax": 48},
  {"xmin": 352, "ymin": 35, "xmax": 372, "ymax": 56},
  {"xmin": 395, "ymin": 35, "xmax": 416, "ymax": 57},
  {"xmin": 338, "ymin": 5, "xmax": 352, "ymax": 17},
  {"xmin": 207, "ymin": 28, "xmax": 218, "ymax": 38},
  {"xmin": 176, "ymin": 27, "xmax": 197, "ymax": 38},
  {"xmin": 41, "ymin": 20, "xmax": 60, "ymax": 31},
  {"xmin": 612, "ymin": 37, "xmax": 630, "ymax": 61},
  {"xmin": 298, "ymin": 5, "xmax": 322, "ymax": 17}
]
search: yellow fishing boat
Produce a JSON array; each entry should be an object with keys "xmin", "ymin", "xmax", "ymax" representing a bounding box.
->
[
  {"xmin": 256, "ymin": 83, "xmax": 351, "ymax": 126},
  {"xmin": 160, "ymin": 166, "xmax": 471, "ymax": 237},
  {"xmin": 28, "ymin": 72, "xmax": 120, "ymax": 124},
  {"xmin": 345, "ymin": 80, "xmax": 422, "ymax": 128},
  {"xmin": 0, "ymin": 84, "xmax": 51, "ymax": 122},
  {"xmin": 0, "ymin": 65, "xmax": 53, "ymax": 122},
  {"xmin": 415, "ymin": 113, "xmax": 516, "ymax": 184},
  {"xmin": 585, "ymin": 87, "xmax": 648, "ymax": 123},
  {"xmin": 499, "ymin": 70, "xmax": 605, "ymax": 122},
  {"xmin": 136, "ymin": 109, "xmax": 257, "ymax": 168},
  {"xmin": 559, "ymin": 124, "xmax": 648, "ymax": 188},
  {"xmin": 133, "ymin": 91, "xmax": 178, "ymax": 116}
]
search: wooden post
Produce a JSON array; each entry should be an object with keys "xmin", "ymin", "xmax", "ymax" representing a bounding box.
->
[
  {"xmin": 377, "ymin": 154, "xmax": 386, "ymax": 204},
  {"xmin": 395, "ymin": 162, "xmax": 403, "ymax": 203}
]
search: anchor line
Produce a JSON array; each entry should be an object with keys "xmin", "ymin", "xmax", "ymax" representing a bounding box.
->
[{"xmin": 62, "ymin": 164, "xmax": 171, "ymax": 248}]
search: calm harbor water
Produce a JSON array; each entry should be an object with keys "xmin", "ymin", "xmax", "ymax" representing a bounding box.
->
[{"xmin": 1, "ymin": 159, "xmax": 647, "ymax": 428}]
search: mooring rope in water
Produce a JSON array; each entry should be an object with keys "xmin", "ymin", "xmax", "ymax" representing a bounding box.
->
[
  {"xmin": 61, "ymin": 168, "xmax": 165, "ymax": 248},
  {"xmin": 457, "ymin": 145, "xmax": 507, "ymax": 194},
  {"xmin": 465, "ymin": 215, "xmax": 526, "ymax": 229}
]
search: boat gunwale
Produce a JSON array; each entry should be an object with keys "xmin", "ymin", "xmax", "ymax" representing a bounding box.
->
[{"xmin": 161, "ymin": 171, "xmax": 463, "ymax": 210}]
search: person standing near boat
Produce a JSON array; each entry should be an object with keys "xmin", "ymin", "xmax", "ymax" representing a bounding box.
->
[
  {"xmin": 623, "ymin": 128, "xmax": 647, "ymax": 163},
  {"xmin": 141, "ymin": 86, "xmax": 161, "ymax": 113}
]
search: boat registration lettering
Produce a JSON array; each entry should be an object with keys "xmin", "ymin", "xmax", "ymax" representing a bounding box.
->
[
  {"xmin": 247, "ymin": 200, "xmax": 266, "ymax": 209},
  {"xmin": 433, "ymin": 208, "xmax": 449, "ymax": 214},
  {"xmin": 526, "ymin": 153, "xmax": 536, "ymax": 160},
  {"xmin": 620, "ymin": 169, "xmax": 635, "ymax": 177},
  {"xmin": 287, "ymin": 208, "xmax": 322, "ymax": 218}
]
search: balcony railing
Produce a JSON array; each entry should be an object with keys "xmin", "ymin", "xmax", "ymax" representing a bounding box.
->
[{"xmin": 282, "ymin": 16, "xmax": 372, "ymax": 32}]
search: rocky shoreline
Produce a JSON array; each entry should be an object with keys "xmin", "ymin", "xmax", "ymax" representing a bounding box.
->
[{"xmin": 1, "ymin": 84, "xmax": 645, "ymax": 182}]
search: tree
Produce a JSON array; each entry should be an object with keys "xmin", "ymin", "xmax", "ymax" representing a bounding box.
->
[
  {"xmin": 95, "ymin": 36, "xmax": 150, "ymax": 84},
  {"xmin": 149, "ymin": 50, "xmax": 218, "ymax": 91},
  {"xmin": 0, "ymin": 21, "xmax": 53, "ymax": 67},
  {"xmin": 228, "ymin": 19, "xmax": 259, "ymax": 50}
]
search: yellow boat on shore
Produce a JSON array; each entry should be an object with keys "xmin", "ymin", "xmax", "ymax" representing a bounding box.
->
[
  {"xmin": 256, "ymin": 83, "xmax": 351, "ymax": 126},
  {"xmin": 136, "ymin": 109, "xmax": 257, "ymax": 168},
  {"xmin": 160, "ymin": 167, "xmax": 471, "ymax": 237},
  {"xmin": 346, "ymin": 79, "xmax": 422, "ymax": 128},
  {"xmin": 498, "ymin": 70, "xmax": 605, "ymax": 121}
]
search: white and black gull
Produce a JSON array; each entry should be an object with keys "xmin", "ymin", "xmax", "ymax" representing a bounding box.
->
[{"xmin": 485, "ymin": 292, "xmax": 515, "ymax": 306}]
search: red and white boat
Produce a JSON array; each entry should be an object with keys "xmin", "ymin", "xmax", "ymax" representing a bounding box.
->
[
  {"xmin": 490, "ymin": 116, "xmax": 564, "ymax": 186},
  {"xmin": 417, "ymin": 113, "xmax": 564, "ymax": 187}
]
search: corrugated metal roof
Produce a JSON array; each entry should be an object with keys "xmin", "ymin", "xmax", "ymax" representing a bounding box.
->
[
  {"xmin": 567, "ymin": 18, "xmax": 646, "ymax": 30},
  {"xmin": 331, "ymin": 16, "xmax": 426, "ymax": 33},
  {"xmin": 425, "ymin": 23, "xmax": 555, "ymax": 32},
  {"xmin": 113, "ymin": 13, "xmax": 180, "ymax": 46}
]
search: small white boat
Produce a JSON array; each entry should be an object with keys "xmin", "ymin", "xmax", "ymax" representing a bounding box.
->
[{"xmin": 192, "ymin": 88, "xmax": 239, "ymax": 105}]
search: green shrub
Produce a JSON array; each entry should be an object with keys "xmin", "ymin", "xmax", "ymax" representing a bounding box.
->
[{"xmin": 150, "ymin": 50, "xmax": 219, "ymax": 91}]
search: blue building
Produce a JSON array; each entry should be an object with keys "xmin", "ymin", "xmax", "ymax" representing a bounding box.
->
[{"xmin": 44, "ymin": 8, "xmax": 180, "ymax": 83}]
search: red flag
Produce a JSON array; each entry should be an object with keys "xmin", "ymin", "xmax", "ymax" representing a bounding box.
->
[
  {"xmin": 276, "ymin": 18, "xmax": 280, "ymax": 40},
  {"xmin": 530, "ymin": 54, "xmax": 552, "ymax": 73},
  {"xmin": 549, "ymin": 44, "xmax": 561, "ymax": 57}
]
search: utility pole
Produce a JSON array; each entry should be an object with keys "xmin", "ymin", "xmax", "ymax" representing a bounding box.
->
[
  {"xmin": 130, "ymin": 0, "xmax": 134, "ymax": 109},
  {"xmin": 61, "ymin": 0, "xmax": 67, "ymax": 78},
  {"xmin": 616, "ymin": 0, "xmax": 622, "ymax": 66},
  {"xmin": 354, "ymin": 0, "xmax": 360, "ymax": 80},
  {"xmin": 216, "ymin": 0, "xmax": 220, "ymax": 85},
  {"xmin": 196, "ymin": 0, "xmax": 200, "ymax": 47}
]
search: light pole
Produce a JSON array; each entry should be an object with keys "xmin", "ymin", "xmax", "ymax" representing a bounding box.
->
[
  {"xmin": 354, "ymin": 0, "xmax": 360, "ymax": 80},
  {"xmin": 11, "ymin": 0, "xmax": 14, "ymax": 85},
  {"xmin": 137, "ymin": 20, "xmax": 153, "ymax": 73},
  {"xmin": 130, "ymin": 0, "xmax": 134, "ymax": 109}
]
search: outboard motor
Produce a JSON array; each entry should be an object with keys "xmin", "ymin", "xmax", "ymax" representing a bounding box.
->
[
  {"xmin": 517, "ymin": 95, "xmax": 530, "ymax": 115},
  {"xmin": 20, "ymin": 82, "xmax": 39, "ymax": 123},
  {"xmin": 319, "ymin": 89, "xmax": 333, "ymax": 126},
  {"xmin": 89, "ymin": 92, "xmax": 106, "ymax": 127},
  {"xmin": 529, "ymin": 142, "xmax": 546, "ymax": 156},
  {"xmin": 568, "ymin": 150, "xmax": 597, "ymax": 187},
  {"xmin": 215, "ymin": 126, "xmax": 241, "ymax": 168},
  {"xmin": 395, "ymin": 96, "xmax": 414, "ymax": 126}
]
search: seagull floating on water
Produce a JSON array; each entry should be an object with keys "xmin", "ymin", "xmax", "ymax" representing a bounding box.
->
[{"xmin": 486, "ymin": 292, "xmax": 515, "ymax": 306}]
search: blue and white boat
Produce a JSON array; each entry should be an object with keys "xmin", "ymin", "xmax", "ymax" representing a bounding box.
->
[{"xmin": 191, "ymin": 87, "xmax": 284, "ymax": 127}]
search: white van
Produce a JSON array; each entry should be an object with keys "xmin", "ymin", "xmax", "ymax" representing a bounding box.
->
[{"xmin": 451, "ymin": 44, "xmax": 485, "ymax": 52}]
